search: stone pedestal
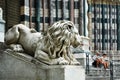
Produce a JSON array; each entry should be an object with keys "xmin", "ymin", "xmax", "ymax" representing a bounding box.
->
[
  {"xmin": 45, "ymin": 65, "xmax": 85, "ymax": 80},
  {"xmin": 0, "ymin": 49, "xmax": 85, "ymax": 80}
]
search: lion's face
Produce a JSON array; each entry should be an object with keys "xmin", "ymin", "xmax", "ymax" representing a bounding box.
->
[
  {"xmin": 67, "ymin": 23, "xmax": 82, "ymax": 48},
  {"xmin": 48, "ymin": 20, "xmax": 81, "ymax": 47}
]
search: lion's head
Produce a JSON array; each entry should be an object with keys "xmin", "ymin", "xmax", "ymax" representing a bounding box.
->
[
  {"xmin": 36, "ymin": 20, "xmax": 82, "ymax": 65},
  {"xmin": 47, "ymin": 20, "xmax": 82, "ymax": 48}
]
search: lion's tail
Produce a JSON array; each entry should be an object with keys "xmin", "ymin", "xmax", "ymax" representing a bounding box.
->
[{"xmin": 4, "ymin": 25, "xmax": 20, "ymax": 45}]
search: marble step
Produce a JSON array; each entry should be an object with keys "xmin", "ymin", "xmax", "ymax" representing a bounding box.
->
[
  {"xmin": 86, "ymin": 76, "xmax": 110, "ymax": 80},
  {"xmin": 86, "ymin": 67, "xmax": 110, "ymax": 76}
]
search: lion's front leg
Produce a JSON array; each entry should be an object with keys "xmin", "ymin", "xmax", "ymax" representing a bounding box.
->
[
  {"xmin": 9, "ymin": 44, "xmax": 24, "ymax": 52},
  {"xmin": 64, "ymin": 47, "xmax": 80, "ymax": 65},
  {"xmin": 67, "ymin": 52, "xmax": 80, "ymax": 65},
  {"xmin": 35, "ymin": 49, "xmax": 60, "ymax": 65},
  {"xmin": 48, "ymin": 47, "xmax": 57, "ymax": 59},
  {"xmin": 34, "ymin": 50, "xmax": 51, "ymax": 63},
  {"xmin": 55, "ymin": 46, "xmax": 69, "ymax": 65},
  {"xmin": 35, "ymin": 48, "xmax": 69, "ymax": 65}
]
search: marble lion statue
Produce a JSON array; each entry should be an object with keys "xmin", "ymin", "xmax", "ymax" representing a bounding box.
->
[{"xmin": 5, "ymin": 20, "xmax": 82, "ymax": 65}]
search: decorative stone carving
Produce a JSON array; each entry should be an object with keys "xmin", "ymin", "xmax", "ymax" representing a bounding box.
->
[{"xmin": 5, "ymin": 20, "xmax": 82, "ymax": 65}]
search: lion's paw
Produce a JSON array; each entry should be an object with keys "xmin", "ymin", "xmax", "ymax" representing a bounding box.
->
[
  {"xmin": 10, "ymin": 44, "xmax": 24, "ymax": 52},
  {"xmin": 58, "ymin": 60, "xmax": 69, "ymax": 65},
  {"xmin": 70, "ymin": 60, "xmax": 80, "ymax": 65},
  {"xmin": 57, "ymin": 57, "xmax": 69, "ymax": 65}
]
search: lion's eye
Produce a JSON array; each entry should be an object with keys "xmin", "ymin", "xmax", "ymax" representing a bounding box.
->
[
  {"xmin": 68, "ymin": 25, "xmax": 72, "ymax": 29},
  {"xmin": 67, "ymin": 25, "xmax": 72, "ymax": 32}
]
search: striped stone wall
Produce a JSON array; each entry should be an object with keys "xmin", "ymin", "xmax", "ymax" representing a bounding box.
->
[
  {"xmin": 20, "ymin": 0, "xmax": 85, "ymax": 33},
  {"xmin": 1, "ymin": 0, "xmax": 120, "ymax": 52},
  {"xmin": 0, "ymin": 0, "xmax": 20, "ymax": 30},
  {"xmin": 90, "ymin": 1, "xmax": 119, "ymax": 52}
]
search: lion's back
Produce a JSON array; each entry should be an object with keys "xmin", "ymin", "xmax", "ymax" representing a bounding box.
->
[{"xmin": 19, "ymin": 32, "xmax": 43, "ymax": 55}]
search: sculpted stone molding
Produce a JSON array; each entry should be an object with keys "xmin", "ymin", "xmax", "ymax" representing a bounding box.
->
[{"xmin": 5, "ymin": 20, "xmax": 82, "ymax": 65}]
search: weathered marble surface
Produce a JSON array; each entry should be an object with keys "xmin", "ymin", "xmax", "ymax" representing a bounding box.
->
[{"xmin": 0, "ymin": 49, "xmax": 85, "ymax": 80}]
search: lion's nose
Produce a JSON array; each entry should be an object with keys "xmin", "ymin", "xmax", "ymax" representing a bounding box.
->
[{"xmin": 72, "ymin": 35, "xmax": 82, "ymax": 48}]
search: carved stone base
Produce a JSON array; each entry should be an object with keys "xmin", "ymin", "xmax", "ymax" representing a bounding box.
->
[{"xmin": 0, "ymin": 49, "xmax": 85, "ymax": 80}]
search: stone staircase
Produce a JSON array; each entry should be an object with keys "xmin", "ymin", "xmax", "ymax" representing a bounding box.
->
[
  {"xmin": 112, "ymin": 61, "xmax": 120, "ymax": 80},
  {"xmin": 86, "ymin": 67, "xmax": 110, "ymax": 80},
  {"xmin": 111, "ymin": 53, "xmax": 120, "ymax": 80},
  {"xmin": 86, "ymin": 53, "xmax": 120, "ymax": 80}
]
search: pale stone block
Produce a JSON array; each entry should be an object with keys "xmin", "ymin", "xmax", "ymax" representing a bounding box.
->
[
  {"xmin": 64, "ymin": 66, "xmax": 85, "ymax": 80},
  {"xmin": 45, "ymin": 65, "xmax": 85, "ymax": 80},
  {"xmin": 0, "ymin": 49, "xmax": 85, "ymax": 80}
]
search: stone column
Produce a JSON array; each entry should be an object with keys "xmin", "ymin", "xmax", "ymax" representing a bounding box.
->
[
  {"xmin": 0, "ymin": 8, "xmax": 3, "ymax": 20},
  {"xmin": 109, "ymin": 2, "xmax": 113, "ymax": 50},
  {"xmin": 83, "ymin": 0, "xmax": 88, "ymax": 36},
  {"xmin": 49, "ymin": 0, "xmax": 55, "ymax": 24},
  {"xmin": 117, "ymin": 2, "xmax": 120, "ymax": 50},
  {"xmin": 69, "ymin": 0, "xmax": 74, "ymax": 22},
  {"xmin": 79, "ymin": 0, "xmax": 83, "ymax": 35},
  {"xmin": 0, "ymin": 8, "xmax": 5, "ymax": 42},
  {"xmin": 87, "ymin": 0, "xmax": 92, "ymax": 50},
  {"xmin": 35, "ymin": 0, "xmax": 40, "ymax": 32},
  {"xmin": 62, "ymin": 0, "xmax": 66, "ymax": 20},
  {"xmin": 94, "ymin": 2, "xmax": 98, "ymax": 50},
  {"xmin": 55, "ymin": 0, "xmax": 59, "ymax": 21},
  {"xmin": 0, "ymin": 8, "xmax": 5, "ymax": 50},
  {"xmin": 20, "ymin": 0, "xmax": 30, "ymax": 26}
]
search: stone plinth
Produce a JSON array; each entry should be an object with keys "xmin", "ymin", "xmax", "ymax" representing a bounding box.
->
[{"xmin": 0, "ymin": 49, "xmax": 85, "ymax": 80}]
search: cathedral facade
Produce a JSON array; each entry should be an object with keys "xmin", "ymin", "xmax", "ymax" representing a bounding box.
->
[{"xmin": 0, "ymin": 0, "xmax": 119, "ymax": 53}]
